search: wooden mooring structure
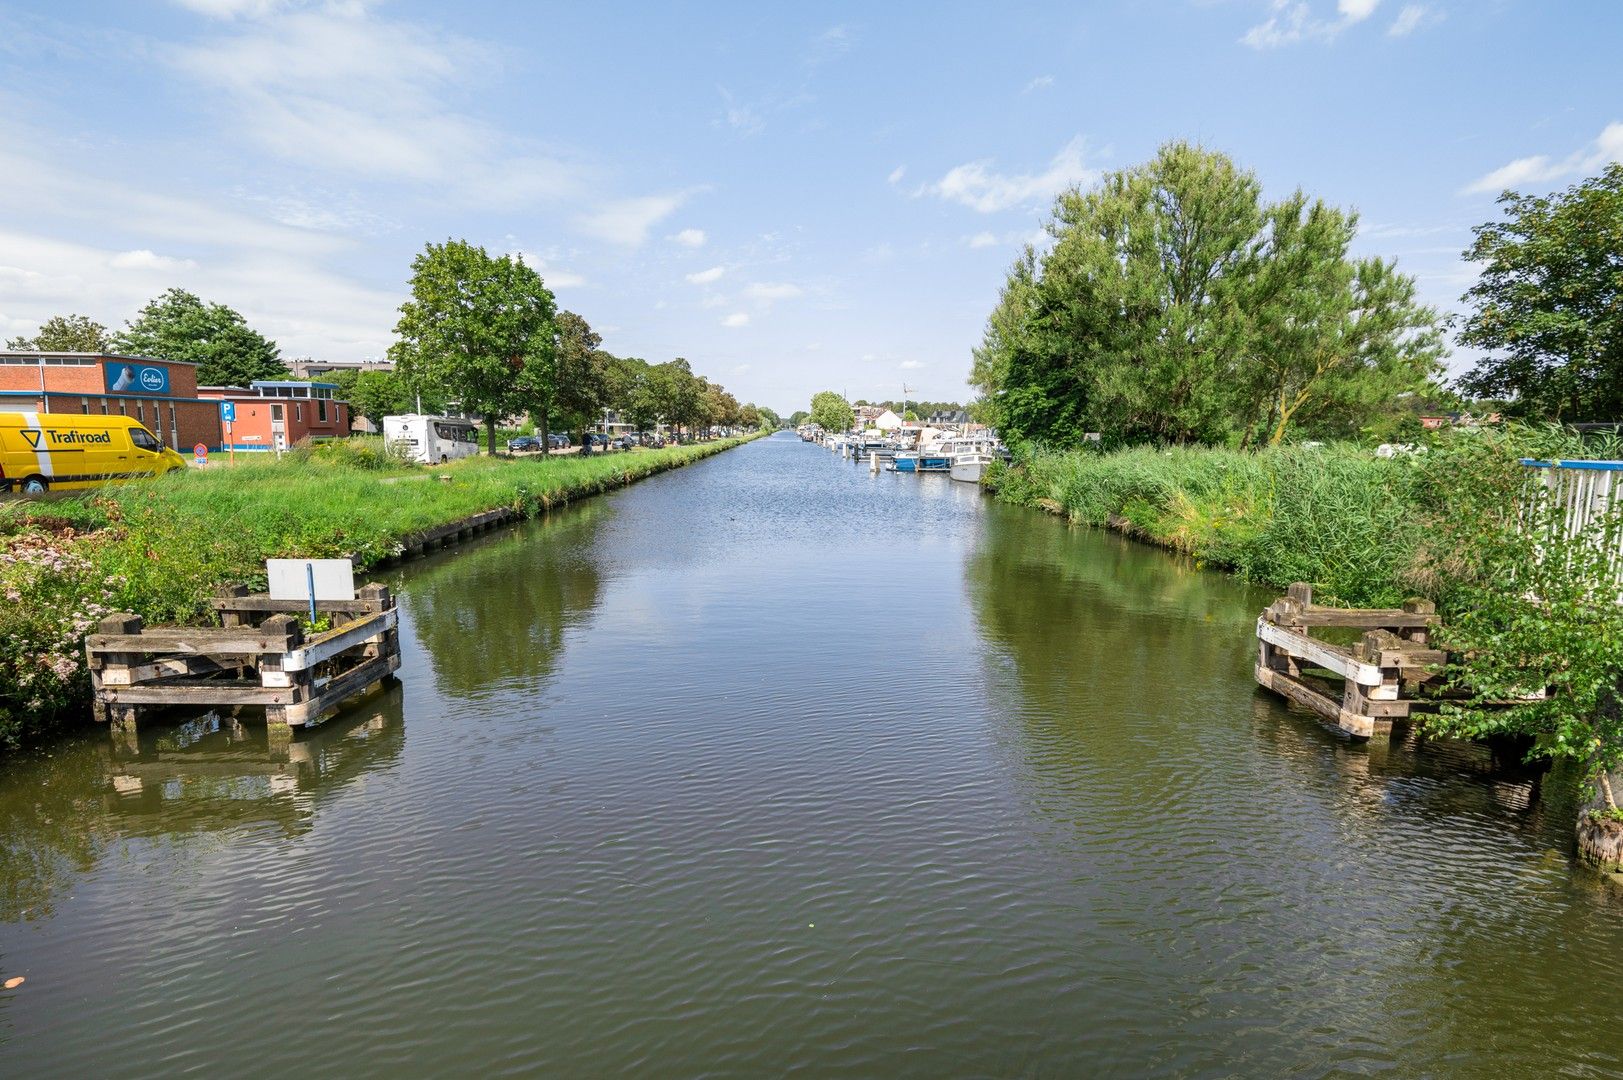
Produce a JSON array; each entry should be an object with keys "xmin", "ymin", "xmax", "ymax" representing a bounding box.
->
[
  {"xmin": 87, "ymin": 583, "xmax": 400, "ymax": 732},
  {"xmin": 1255, "ymin": 582, "xmax": 1443, "ymax": 739}
]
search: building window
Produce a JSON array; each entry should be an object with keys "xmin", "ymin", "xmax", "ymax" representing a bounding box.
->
[
  {"xmin": 295, "ymin": 403, "xmax": 303, "ymax": 423},
  {"xmin": 81, "ymin": 397, "xmax": 90, "ymax": 415},
  {"xmin": 136, "ymin": 400, "xmax": 144, "ymax": 424},
  {"xmin": 169, "ymin": 404, "xmax": 178, "ymax": 449},
  {"xmin": 118, "ymin": 399, "xmax": 127, "ymax": 416},
  {"xmin": 101, "ymin": 400, "xmax": 109, "ymax": 415},
  {"xmin": 317, "ymin": 398, "xmax": 327, "ymax": 423}
]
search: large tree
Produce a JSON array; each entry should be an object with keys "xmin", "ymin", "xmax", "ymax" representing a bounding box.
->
[
  {"xmin": 1457, "ymin": 163, "xmax": 1623, "ymax": 422},
  {"xmin": 6, "ymin": 313, "xmax": 110, "ymax": 352},
  {"xmin": 973, "ymin": 142, "xmax": 1442, "ymax": 448},
  {"xmin": 113, "ymin": 289, "xmax": 285, "ymax": 386},
  {"xmin": 809, "ymin": 390, "xmax": 854, "ymax": 432},
  {"xmin": 550, "ymin": 311, "xmax": 610, "ymax": 446},
  {"xmin": 389, "ymin": 240, "xmax": 556, "ymax": 456}
]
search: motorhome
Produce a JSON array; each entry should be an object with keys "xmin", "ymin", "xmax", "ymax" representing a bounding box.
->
[
  {"xmin": 0, "ymin": 412, "xmax": 188, "ymax": 493},
  {"xmin": 382, "ymin": 414, "xmax": 482, "ymax": 464}
]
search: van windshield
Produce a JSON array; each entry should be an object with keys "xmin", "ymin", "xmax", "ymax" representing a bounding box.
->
[{"xmin": 130, "ymin": 427, "xmax": 161, "ymax": 452}]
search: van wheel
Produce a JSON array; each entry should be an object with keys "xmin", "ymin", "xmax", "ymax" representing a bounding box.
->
[
  {"xmin": 20, "ymin": 476, "xmax": 47, "ymax": 495},
  {"xmin": 439, "ymin": 454, "xmax": 448, "ymax": 463}
]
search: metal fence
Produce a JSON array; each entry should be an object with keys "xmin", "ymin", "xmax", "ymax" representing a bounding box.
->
[{"xmin": 1524, "ymin": 459, "xmax": 1623, "ymax": 596}]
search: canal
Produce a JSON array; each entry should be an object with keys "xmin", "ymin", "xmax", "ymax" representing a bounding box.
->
[{"xmin": 3, "ymin": 431, "xmax": 1621, "ymax": 1075}]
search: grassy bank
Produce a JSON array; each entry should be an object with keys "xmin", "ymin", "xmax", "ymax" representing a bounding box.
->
[
  {"xmin": 985, "ymin": 431, "xmax": 1558, "ymax": 610},
  {"xmin": 0, "ymin": 433, "xmax": 762, "ymax": 745}
]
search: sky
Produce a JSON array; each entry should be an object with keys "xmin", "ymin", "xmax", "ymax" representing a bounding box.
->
[{"xmin": 0, "ymin": 1, "xmax": 1617, "ymax": 416}]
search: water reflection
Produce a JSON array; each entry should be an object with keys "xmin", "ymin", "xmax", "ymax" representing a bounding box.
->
[
  {"xmin": 400, "ymin": 502, "xmax": 607, "ymax": 697},
  {"xmin": 0, "ymin": 686, "xmax": 403, "ymax": 923}
]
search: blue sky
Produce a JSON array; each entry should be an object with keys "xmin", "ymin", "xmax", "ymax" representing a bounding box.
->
[{"xmin": 0, "ymin": 1, "xmax": 1617, "ymax": 415}]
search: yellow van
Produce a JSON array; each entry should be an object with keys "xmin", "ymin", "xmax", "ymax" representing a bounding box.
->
[{"xmin": 0, "ymin": 412, "xmax": 188, "ymax": 494}]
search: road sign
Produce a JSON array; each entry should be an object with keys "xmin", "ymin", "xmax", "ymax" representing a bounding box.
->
[
  {"xmin": 193, "ymin": 443, "xmax": 208, "ymax": 466},
  {"xmin": 220, "ymin": 401, "xmax": 237, "ymax": 423}
]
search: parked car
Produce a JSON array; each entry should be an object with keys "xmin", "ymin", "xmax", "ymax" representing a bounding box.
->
[
  {"xmin": 547, "ymin": 432, "xmax": 571, "ymax": 449},
  {"xmin": 506, "ymin": 435, "xmax": 541, "ymax": 452},
  {"xmin": 612, "ymin": 435, "xmax": 637, "ymax": 451}
]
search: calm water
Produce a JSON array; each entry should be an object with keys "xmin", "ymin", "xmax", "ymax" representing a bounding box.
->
[{"xmin": 2, "ymin": 432, "xmax": 1620, "ymax": 1076}]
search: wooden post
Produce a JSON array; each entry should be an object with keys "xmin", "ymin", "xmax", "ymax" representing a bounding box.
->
[
  {"xmin": 259, "ymin": 613, "xmax": 305, "ymax": 727},
  {"xmin": 1400, "ymin": 597, "xmax": 1435, "ymax": 645},
  {"xmin": 216, "ymin": 584, "xmax": 250, "ymax": 628},
  {"xmin": 1340, "ymin": 630, "xmax": 1403, "ymax": 739},
  {"xmin": 89, "ymin": 613, "xmax": 143, "ymax": 727}
]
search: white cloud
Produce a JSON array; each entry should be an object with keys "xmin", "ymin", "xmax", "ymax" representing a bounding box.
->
[
  {"xmin": 1023, "ymin": 75, "xmax": 1054, "ymax": 93},
  {"xmin": 967, "ymin": 231, "xmax": 998, "ymax": 249},
  {"xmin": 686, "ymin": 265, "xmax": 725, "ymax": 285},
  {"xmin": 743, "ymin": 282, "xmax": 802, "ymax": 305},
  {"xmin": 171, "ymin": 0, "xmax": 292, "ymax": 17},
  {"xmin": 1241, "ymin": 0, "xmax": 1385, "ymax": 49},
  {"xmin": 670, "ymin": 227, "xmax": 706, "ymax": 247},
  {"xmin": 1463, "ymin": 121, "xmax": 1623, "ymax": 195},
  {"xmin": 899, "ymin": 359, "xmax": 924, "ymax": 370},
  {"xmin": 920, "ymin": 137, "xmax": 1097, "ymax": 213},
  {"xmin": 576, "ymin": 192, "xmax": 693, "ymax": 246},
  {"xmin": 717, "ymin": 87, "xmax": 766, "ymax": 136},
  {"xmin": 721, "ymin": 312, "xmax": 750, "ymax": 327},
  {"xmin": 109, "ymin": 249, "xmax": 199, "ymax": 271},
  {"xmin": 887, "ymin": 165, "xmax": 906, "ymax": 185},
  {"xmin": 0, "ymin": 130, "xmax": 399, "ymax": 361},
  {"xmin": 1387, "ymin": 4, "xmax": 1428, "ymax": 35},
  {"xmin": 166, "ymin": 5, "xmax": 604, "ymax": 212}
]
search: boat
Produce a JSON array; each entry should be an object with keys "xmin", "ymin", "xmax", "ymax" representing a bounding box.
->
[{"xmin": 944, "ymin": 434, "xmax": 1006, "ymax": 483}]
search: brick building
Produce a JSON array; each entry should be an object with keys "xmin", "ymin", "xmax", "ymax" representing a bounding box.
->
[
  {"xmin": 0, "ymin": 351, "xmax": 223, "ymax": 451},
  {"xmin": 197, "ymin": 381, "xmax": 350, "ymax": 452}
]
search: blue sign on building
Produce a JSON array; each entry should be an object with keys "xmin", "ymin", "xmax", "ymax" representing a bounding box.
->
[
  {"xmin": 220, "ymin": 401, "xmax": 237, "ymax": 423},
  {"xmin": 103, "ymin": 361, "xmax": 170, "ymax": 396}
]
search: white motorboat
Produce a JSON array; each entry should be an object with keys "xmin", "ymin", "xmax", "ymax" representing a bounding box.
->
[{"xmin": 944, "ymin": 434, "xmax": 1005, "ymax": 483}]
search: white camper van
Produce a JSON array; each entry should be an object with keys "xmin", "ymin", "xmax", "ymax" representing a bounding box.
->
[{"xmin": 382, "ymin": 414, "xmax": 482, "ymax": 464}]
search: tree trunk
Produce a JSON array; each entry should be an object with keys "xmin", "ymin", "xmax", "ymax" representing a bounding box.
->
[
  {"xmin": 538, "ymin": 408, "xmax": 549, "ymax": 456},
  {"xmin": 486, "ymin": 415, "xmax": 498, "ymax": 457}
]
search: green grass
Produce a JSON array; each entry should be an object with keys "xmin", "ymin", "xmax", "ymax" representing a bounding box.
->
[
  {"xmin": 987, "ymin": 436, "xmax": 1523, "ymax": 609},
  {"xmin": 0, "ymin": 433, "xmax": 762, "ymax": 746}
]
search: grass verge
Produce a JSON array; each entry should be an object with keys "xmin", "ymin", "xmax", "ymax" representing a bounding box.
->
[{"xmin": 0, "ymin": 433, "xmax": 763, "ymax": 746}]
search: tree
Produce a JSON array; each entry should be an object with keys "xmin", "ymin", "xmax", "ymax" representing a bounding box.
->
[
  {"xmin": 5, "ymin": 313, "xmax": 110, "ymax": 352},
  {"xmin": 551, "ymin": 311, "xmax": 609, "ymax": 446},
  {"xmin": 973, "ymin": 142, "xmax": 1443, "ymax": 448},
  {"xmin": 788, "ymin": 410, "xmax": 809, "ymax": 427},
  {"xmin": 112, "ymin": 289, "xmax": 285, "ymax": 386},
  {"xmin": 1458, "ymin": 164, "xmax": 1623, "ymax": 422},
  {"xmin": 348, "ymin": 370, "xmax": 422, "ymax": 429},
  {"xmin": 389, "ymin": 240, "xmax": 556, "ymax": 456},
  {"xmin": 809, "ymin": 390, "xmax": 854, "ymax": 432},
  {"xmin": 1234, "ymin": 193, "xmax": 1443, "ymax": 446}
]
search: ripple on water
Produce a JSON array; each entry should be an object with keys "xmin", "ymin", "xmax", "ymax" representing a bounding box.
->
[{"xmin": 2, "ymin": 435, "xmax": 1621, "ymax": 1077}]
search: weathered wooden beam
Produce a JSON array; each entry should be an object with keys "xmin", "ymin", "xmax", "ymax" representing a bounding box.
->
[
  {"xmin": 1256, "ymin": 664, "xmax": 1341, "ymax": 722},
  {"xmin": 1256, "ymin": 619, "xmax": 1383, "ymax": 685},
  {"xmin": 1290, "ymin": 609, "xmax": 1439, "ymax": 629},
  {"xmin": 286, "ymin": 652, "xmax": 400, "ymax": 726},
  {"xmin": 97, "ymin": 654, "xmax": 227, "ymax": 687},
  {"xmin": 208, "ymin": 596, "xmax": 385, "ymax": 615},
  {"xmin": 282, "ymin": 610, "xmax": 396, "ymax": 672},
  {"xmin": 98, "ymin": 683, "xmax": 297, "ymax": 706},
  {"xmin": 88, "ymin": 630, "xmax": 293, "ymax": 655}
]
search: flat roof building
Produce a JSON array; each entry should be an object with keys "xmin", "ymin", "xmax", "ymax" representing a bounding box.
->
[
  {"xmin": 0, "ymin": 351, "xmax": 224, "ymax": 452},
  {"xmin": 197, "ymin": 381, "xmax": 351, "ymax": 452}
]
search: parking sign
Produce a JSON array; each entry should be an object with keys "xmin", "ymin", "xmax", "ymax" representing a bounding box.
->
[{"xmin": 220, "ymin": 401, "xmax": 237, "ymax": 423}]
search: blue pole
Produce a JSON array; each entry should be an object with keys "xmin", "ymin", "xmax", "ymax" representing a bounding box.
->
[{"xmin": 305, "ymin": 562, "xmax": 317, "ymax": 626}]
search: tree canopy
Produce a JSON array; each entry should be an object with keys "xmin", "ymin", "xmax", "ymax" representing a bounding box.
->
[
  {"xmin": 1457, "ymin": 163, "xmax": 1623, "ymax": 422},
  {"xmin": 6, "ymin": 313, "xmax": 110, "ymax": 353},
  {"xmin": 809, "ymin": 390, "xmax": 855, "ymax": 432},
  {"xmin": 971, "ymin": 142, "xmax": 1444, "ymax": 449},
  {"xmin": 389, "ymin": 240, "xmax": 556, "ymax": 455},
  {"xmin": 112, "ymin": 289, "xmax": 286, "ymax": 387}
]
